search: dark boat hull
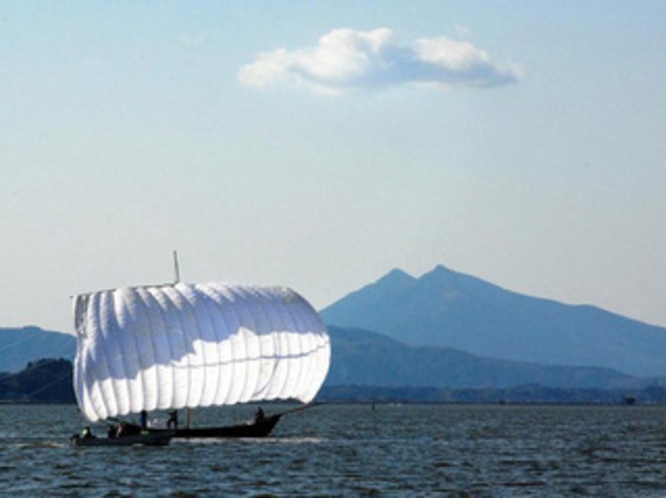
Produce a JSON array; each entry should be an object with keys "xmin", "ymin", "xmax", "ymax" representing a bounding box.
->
[
  {"xmin": 148, "ymin": 414, "xmax": 282, "ymax": 439},
  {"xmin": 71, "ymin": 432, "xmax": 173, "ymax": 447}
]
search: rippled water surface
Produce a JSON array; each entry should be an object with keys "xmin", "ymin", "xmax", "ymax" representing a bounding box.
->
[{"xmin": 2, "ymin": 403, "xmax": 666, "ymax": 496}]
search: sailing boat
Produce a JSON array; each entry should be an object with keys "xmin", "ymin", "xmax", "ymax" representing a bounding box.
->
[{"xmin": 71, "ymin": 278, "xmax": 330, "ymax": 443}]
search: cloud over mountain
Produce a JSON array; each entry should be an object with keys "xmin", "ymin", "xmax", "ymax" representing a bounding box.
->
[{"xmin": 238, "ymin": 28, "xmax": 523, "ymax": 96}]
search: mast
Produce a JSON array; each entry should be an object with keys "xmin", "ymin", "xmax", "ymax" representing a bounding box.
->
[{"xmin": 173, "ymin": 250, "xmax": 180, "ymax": 284}]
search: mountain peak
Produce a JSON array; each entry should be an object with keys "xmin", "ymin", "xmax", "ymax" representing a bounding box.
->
[
  {"xmin": 377, "ymin": 268, "xmax": 415, "ymax": 285},
  {"xmin": 418, "ymin": 264, "xmax": 471, "ymax": 288},
  {"xmin": 421, "ymin": 264, "xmax": 455, "ymax": 278}
]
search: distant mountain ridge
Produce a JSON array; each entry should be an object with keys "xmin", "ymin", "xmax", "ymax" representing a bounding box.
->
[
  {"xmin": 326, "ymin": 326, "xmax": 644, "ymax": 390},
  {"xmin": 0, "ymin": 327, "xmax": 75, "ymax": 373},
  {"xmin": 321, "ymin": 265, "xmax": 666, "ymax": 378}
]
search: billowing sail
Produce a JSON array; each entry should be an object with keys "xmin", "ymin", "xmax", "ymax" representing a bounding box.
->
[{"xmin": 73, "ymin": 283, "xmax": 330, "ymax": 422}]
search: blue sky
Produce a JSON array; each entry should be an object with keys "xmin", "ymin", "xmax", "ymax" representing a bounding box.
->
[{"xmin": 2, "ymin": 1, "xmax": 665, "ymax": 333}]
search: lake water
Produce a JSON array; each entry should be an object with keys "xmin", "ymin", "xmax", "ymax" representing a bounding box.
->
[{"xmin": 1, "ymin": 403, "xmax": 666, "ymax": 496}]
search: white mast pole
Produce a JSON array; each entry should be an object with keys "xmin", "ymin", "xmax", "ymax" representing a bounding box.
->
[{"xmin": 173, "ymin": 250, "xmax": 181, "ymax": 284}]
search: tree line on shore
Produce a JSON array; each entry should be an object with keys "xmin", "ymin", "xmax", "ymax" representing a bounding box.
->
[{"xmin": 0, "ymin": 358, "xmax": 76, "ymax": 403}]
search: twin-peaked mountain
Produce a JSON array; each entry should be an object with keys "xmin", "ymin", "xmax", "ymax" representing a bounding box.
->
[{"xmin": 321, "ymin": 265, "xmax": 666, "ymax": 378}]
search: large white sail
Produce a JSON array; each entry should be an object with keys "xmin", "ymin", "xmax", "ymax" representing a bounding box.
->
[{"xmin": 73, "ymin": 283, "xmax": 330, "ymax": 422}]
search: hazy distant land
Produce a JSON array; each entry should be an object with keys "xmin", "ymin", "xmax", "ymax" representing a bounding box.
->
[{"xmin": 3, "ymin": 265, "xmax": 666, "ymax": 404}]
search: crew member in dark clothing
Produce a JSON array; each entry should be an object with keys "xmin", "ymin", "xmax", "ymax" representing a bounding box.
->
[{"xmin": 167, "ymin": 410, "xmax": 178, "ymax": 429}]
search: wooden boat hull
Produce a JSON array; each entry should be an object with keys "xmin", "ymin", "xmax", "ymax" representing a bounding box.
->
[
  {"xmin": 70, "ymin": 432, "xmax": 173, "ymax": 447},
  {"xmin": 148, "ymin": 414, "xmax": 282, "ymax": 439}
]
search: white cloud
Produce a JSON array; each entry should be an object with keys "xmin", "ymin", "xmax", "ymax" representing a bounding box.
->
[{"xmin": 238, "ymin": 28, "xmax": 524, "ymax": 96}]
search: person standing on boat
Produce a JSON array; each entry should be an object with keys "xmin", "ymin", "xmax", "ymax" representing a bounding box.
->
[
  {"xmin": 167, "ymin": 410, "xmax": 178, "ymax": 429},
  {"xmin": 255, "ymin": 406, "xmax": 265, "ymax": 423},
  {"xmin": 140, "ymin": 410, "xmax": 148, "ymax": 430}
]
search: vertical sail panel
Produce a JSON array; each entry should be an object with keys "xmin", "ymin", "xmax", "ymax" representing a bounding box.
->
[
  {"xmin": 239, "ymin": 286, "xmax": 275, "ymax": 403},
  {"xmin": 196, "ymin": 284, "xmax": 235, "ymax": 406},
  {"xmin": 177, "ymin": 284, "xmax": 220, "ymax": 408},
  {"xmin": 208, "ymin": 285, "xmax": 247, "ymax": 405},
  {"xmin": 73, "ymin": 282, "xmax": 330, "ymax": 422},
  {"xmin": 99, "ymin": 291, "xmax": 131, "ymax": 417},
  {"xmin": 254, "ymin": 288, "xmax": 283, "ymax": 400},
  {"xmin": 135, "ymin": 287, "xmax": 175, "ymax": 411},
  {"xmin": 74, "ymin": 293, "xmax": 113, "ymax": 421},
  {"xmin": 118, "ymin": 288, "xmax": 158, "ymax": 411},
  {"xmin": 287, "ymin": 290, "xmax": 330, "ymax": 403}
]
